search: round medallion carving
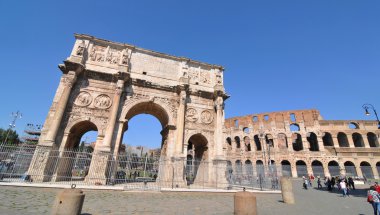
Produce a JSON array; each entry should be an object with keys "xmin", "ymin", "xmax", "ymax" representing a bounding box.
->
[
  {"xmin": 94, "ymin": 94, "xmax": 112, "ymax": 109},
  {"xmin": 186, "ymin": 108, "xmax": 198, "ymax": 122},
  {"xmin": 74, "ymin": 92, "xmax": 92, "ymax": 107},
  {"xmin": 201, "ymin": 110, "xmax": 213, "ymax": 124}
]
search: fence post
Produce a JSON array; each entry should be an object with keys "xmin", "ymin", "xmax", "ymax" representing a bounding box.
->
[
  {"xmin": 51, "ymin": 185, "xmax": 85, "ymax": 215},
  {"xmin": 280, "ymin": 177, "xmax": 295, "ymax": 204},
  {"xmin": 234, "ymin": 189, "xmax": 257, "ymax": 215}
]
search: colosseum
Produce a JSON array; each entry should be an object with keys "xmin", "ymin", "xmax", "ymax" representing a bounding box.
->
[{"xmin": 224, "ymin": 109, "xmax": 380, "ymax": 180}]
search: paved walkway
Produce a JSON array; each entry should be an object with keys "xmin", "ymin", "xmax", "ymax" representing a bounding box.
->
[{"xmin": 0, "ymin": 180, "xmax": 374, "ymax": 214}]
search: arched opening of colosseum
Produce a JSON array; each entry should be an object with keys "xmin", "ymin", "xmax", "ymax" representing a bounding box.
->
[
  {"xmin": 311, "ymin": 160, "xmax": 324, "ymax": 177},
  {"xmin": 328, "ymin": 161, "xmax": 340, "ymax": 176},
  {"xmin": 307, "ymin": 132, "xmax": 319, "ymax": 151},
  {"xmin": 290, "ymin": 113, "xmax": 296, "ymax": 122},
  {"xmin": 234, "ymin": 136, "xmax": 241, "ymax": 149},
  {"xmin": 377, "ymin": 162, "xmax": 380, "ymax": 178},
  {"xmin": 338, "ymin": 132, "xmax": 349, "ymax": 147},
  {"xmin": 352, "ymin": 133, "xmax": 365, "ymax": 147},
  {"xmin": 344, "ymin": 161, "xmax": 357, "ymax": 177},
  {"xmin": 368, "ymin": 132, "xmax": 379, "ymax": 147},
  {"xmin": 226, "ymin": 137, "xmax": 232, "ymax": 150},
  {"xmin": 243, "ymin": 127, "xmax": 250, "ymax": 134},
  {"xmin": 348, "ymin": 122, "xmax": 359, "ymax": 129},
  {"xmin": 296, "ymin": 160, "xmax": 307, "ymax": 178},
  {"xmin": 269, "ymin": 160, "xmax": 277, "ymax": 175},
  {"xmin": 290, "ymin": 123, "xmax": 300, "ymax": 132},
  {"xmin": 265, "ymin": 134, "xmax": 274, "ymax": 149},
  {"xmin": 322, "ymin": 132, "xmax": 334, "ymax": 146},
  {"xmin": 360, "ymin": 161, "xmax": 374, "ymax": 179},
  {"xmin": 187, "ymin": 134, "xmax": 209, "ymax": 184},
  {"xmin": 227, "ymin": 160, "xmax": 233, "ymax": 174},
  {"xmin": 245, "ymin": 160, "xmax": 253, "ymax": 176},
  {"xmin": 254, "ymin": 135, "xmax": 262, "ymax": 151},
  {"xmin": 277, "ymin": 133, "xmax": 288, "ymax": 149},
  {"xmin": 243, "ymin": 136, "xmax": 251, "ymax": 151},
  {"xmin": 235, "ymin": 160, "xmax": 242, "ymax": 175},
  {"xmin": 281, "ymin": 160, "xmax": 292, "ymax": 177},
  {"xmin": 55, "ymin": 120, "xmax": 98, "ymax": 182},
  {"xmin": 117, "ymin": 101, "xmax": 171, "ymax": 183},
  {"xmin": 256, "ymin": 160, "xmax": 264, "ymax": 177},
  {"xmin": 292, "ymin": 133, "xmax": 303, "ymax": 151}
]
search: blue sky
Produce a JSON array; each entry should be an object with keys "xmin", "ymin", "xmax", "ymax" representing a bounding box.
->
[{"xmin": 0, "ymin": 1, "xmax": 379, "ymax": 147}]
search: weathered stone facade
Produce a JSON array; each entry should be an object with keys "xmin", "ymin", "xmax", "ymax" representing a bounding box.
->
[
  {"xmin": 224, "ymin": 109, "xmax": 380, "ymax": 179},
  {"xmin": 29, "ymin": 34, "xmax": 228, "ymax": 186},
  {"xmin": 29, "ymin": 34, "xmax": 380, "ymax": 186}
]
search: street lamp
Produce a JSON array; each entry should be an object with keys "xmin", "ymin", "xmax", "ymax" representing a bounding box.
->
[{"xmin": 362, "ymin": 104, "xmax": 380, "ymax": 128}]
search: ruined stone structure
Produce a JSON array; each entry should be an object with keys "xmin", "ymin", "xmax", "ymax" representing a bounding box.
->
[
  {"xmin": 29, "ymin": 34, "xmax": 380, "ymax": 187},
  {"xmin": 224, "ymin": 109, "xmax": 380, "ymax": 179},
  {"xmin": 29, "ymin": 34, "xmax": 228, "ymax": 186}
]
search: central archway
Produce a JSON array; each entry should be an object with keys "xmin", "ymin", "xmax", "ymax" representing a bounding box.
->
[{"xmin": 114, "ymin": 101, "xmax": 174, "ymax": 185}]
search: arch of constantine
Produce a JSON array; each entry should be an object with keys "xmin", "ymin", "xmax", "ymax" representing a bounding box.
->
[
  {"xmin": 27, "ymin": 34, "xmax": 380, "ymax": 188},
  {"xmin": 28, "ymin": 34, "xmax": 228, "ymax": 187}
]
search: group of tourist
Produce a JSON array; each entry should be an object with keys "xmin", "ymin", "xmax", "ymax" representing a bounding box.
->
[
  {"xmin": 301, "ymin": 174, "xmax": 380, "ymax": 215},
  {"xmin": 302, "ymin": 174, "xmax": 356, "ymax": 197}
]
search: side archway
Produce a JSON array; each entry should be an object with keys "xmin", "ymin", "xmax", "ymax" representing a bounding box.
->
[{"xmin": 311, "ymin": 160, "xmax": 324, "ymax": 177}]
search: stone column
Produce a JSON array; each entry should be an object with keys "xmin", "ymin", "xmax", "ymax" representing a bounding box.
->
[
  {"xmin": 323, "ymin": 164, "xmax": 330, "ymax": 177},
  {"xmin": 214, "ymin": 96, "xmax": 224, "ymax": 159},
  {"xmin": 348, "ymin": 134, "xmax": 355, "ymax": 148},
  {"xmin": 355, "ymin": 164, "xmax": 363, "ymax": 178},
  {"xmin": 44, "ymin": 71, "xmax": 77, "ymax": 145},
  {"xmin": 175, "ymin": 88, "xmax": 187, "ymax": 156},
  {"xmin": 363, "ymin": 135, "xmax": 371, "ymax": 148},
  {"xmin": 332, "ymin": 136, "xmax": 339, "ymax": 147},
  {"xmin": 371, "ymin": 163, "xmax": 379, "ymax": 179},
  {"xmin": 317, "ymin": 137, "xmax": 325, "ymax": 151},
  {"xmin": 287, "ymin": 136, "xmax": 294, "ymax": 152},
  {"xmin": 291, "ymin": 164, "xmax": 298, "ymax": 178},
  {"xmin": 100, "ymin": 79, "xmax": 125, "ymax": 151},
  {"xmin": 302, "ymin": 137, "xmax": 309, "ymax": 152}
]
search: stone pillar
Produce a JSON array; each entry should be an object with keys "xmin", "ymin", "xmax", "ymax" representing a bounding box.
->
[
  {"xmin": 332, "ymin": 137, "xmax": 339, "ymax": 147},
  {"xmin": 317, "ymin": 137, "xmax": 325, "ymax": 151},
  {"xmin": 363, "ymin": 135, "xmax": 371, "ymax": 148},
  {"xmin": 175, "ymin": 88, "xmax": 187, "ymax": 156},
  {"xmin": 214, "ymin": 96, "xmax": 224, "ymax": 159},
  {"xmin": 280, "ymin": 177, "xmax": 295, "ymax": 204},
  {"xmin": 287, "ymin": 137, "xmax": 294, "ymax": 152},
  {"xmin": 101, "ymin": 79, "xmax": 125, "ymax": 151},
  {"xmin": 323, "ymin": 164, "xmax": 330, "ymax": 177},
  {"xmin": 371, "ymin": 164, "xmax": 379, "ymax": 179},
  {"xmin": 355, "ymin": 164, "xmax": 363, "ymax": 178},
  {"xmin": 302, "ymin": 137, "xmax": 309, "ymax": 152},
  {"xmin": 291, "ymin": 164, "xmax": 298, "ymax": 178},
  {"xmin": 44, "ymin": 71, "xmax": 77, "ymax": 145},
  {"xmin": 348, "ymin": 134, "xmax": 355, "ymax": 148}
]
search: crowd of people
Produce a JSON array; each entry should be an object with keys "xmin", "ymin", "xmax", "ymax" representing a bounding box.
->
[
  {"xmin": 302, "ymin": 174, "xmax": 356, "ymax": 197},
  {"xmin": 301, "ymin": 174, "xmax": 380, "ymax": 215}
]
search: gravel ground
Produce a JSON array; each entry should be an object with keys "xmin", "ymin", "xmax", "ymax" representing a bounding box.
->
[{"xmin": 0, "ymin": 180, "xmax": 373, "ymax": 215}]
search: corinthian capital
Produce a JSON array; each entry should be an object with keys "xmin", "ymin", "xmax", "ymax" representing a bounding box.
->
[{"xmin": 61, "ymin": 71, "xmax": 77, "ymax": 88}]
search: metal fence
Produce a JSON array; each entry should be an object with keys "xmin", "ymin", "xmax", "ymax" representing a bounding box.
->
[{"xmin": 0, "ymin": 145, "xmax": 283, "ymax": 191}]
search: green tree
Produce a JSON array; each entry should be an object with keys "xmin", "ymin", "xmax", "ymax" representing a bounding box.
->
[{"xmin": 0, "ymin": 128, "xmax": 20, "ymax": 145}]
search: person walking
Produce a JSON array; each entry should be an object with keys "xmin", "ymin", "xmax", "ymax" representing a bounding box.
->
[
  {"xmin": 302, "ymin": 176, "xmax": 308, "ymax": 190},
  {"xmin": 317, "ymin": 176, "xmax": 322, "ymax": 189},
  {"xmin": 368, "ymin": 186, "xmax": 380, "ymax": 215},
  {"xmin": 348, "ymin": 177, "xmax": 355, "ymax": 190},
  {"xmin": 340, "ymin": 180, "xmax": 348, "ymax": 197}
]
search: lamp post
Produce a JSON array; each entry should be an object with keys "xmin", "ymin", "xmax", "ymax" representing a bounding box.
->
[
  {"xmin": 362, "ymin": 104, "xmax": 380, "ymax": 128},
  {"xmin": 3, "ymin": 111, "xmax": 22, "ymax": 145}
]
